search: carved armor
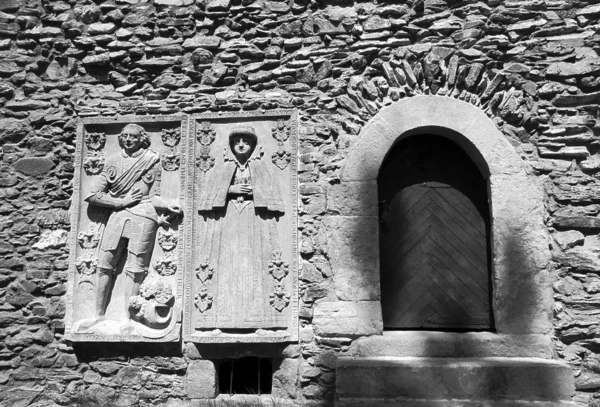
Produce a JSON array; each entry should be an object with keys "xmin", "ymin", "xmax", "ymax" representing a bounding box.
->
[{"xmin": 86, "ymin": 148, "xmax": 162, "ymax": 275}]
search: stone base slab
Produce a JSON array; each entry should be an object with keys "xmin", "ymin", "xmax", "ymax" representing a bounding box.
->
[
  {"xmin": 346, "ymin": 331, "xmax": 554, "ymax": 358},
  {"xmin": 336, "ymin": 357, "xmax": 575, "ymax": 405},
  {"xmin": 336, "ymin": 399, "xmax": 577, "ymax": 407}
]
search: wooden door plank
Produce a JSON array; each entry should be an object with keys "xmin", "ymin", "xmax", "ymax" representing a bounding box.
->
[
  {"xmin": 427, "ymin": 201, "xmax": 487, "ymax": 262},
  {"xmin": 428, "ymin": 261, "xmax": 489, "ymax": 317},
  {"xmin": 383, "ymin": 267, "xmax": 433, "ymax": 327},
  {"xmin": 427, "ymin": 215, "xmax": 488, "ymax": 274},
  {"xmin": 429, "ymin": 247, "xmax": 489, "ymax": 305},
  {"xmin": 436, "ymin": 187, "xmax": 487, "ymax": 232},
  {"xmin": 429, "ymin": 191, "xmax": 487, "ymax": 247}
]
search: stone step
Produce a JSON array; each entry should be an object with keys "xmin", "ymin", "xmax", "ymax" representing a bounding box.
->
[{"xmin": 336, "ymin": 357, "xmax": 575, "ymax": 407}]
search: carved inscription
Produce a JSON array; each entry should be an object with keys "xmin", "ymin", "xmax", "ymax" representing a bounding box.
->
[
  {"xmin": 68, "ymin": 116, "xmax": 186, "ymax": 342},
  {"xmin": 183, "ymin": 110, "xmax": 299, "ymax": 343}
]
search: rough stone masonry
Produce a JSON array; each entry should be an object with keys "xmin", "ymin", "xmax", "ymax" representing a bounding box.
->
[{"xmin": 1, "ymin": 0, "xmax": 600, "ymax": 405}]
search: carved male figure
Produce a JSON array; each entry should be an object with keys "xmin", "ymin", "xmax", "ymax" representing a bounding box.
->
[{"xmin": 84, "ymin": 124, "xmax": 180, "ymax": 332}]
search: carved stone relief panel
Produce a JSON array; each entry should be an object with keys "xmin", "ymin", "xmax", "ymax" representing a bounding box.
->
[
  {"xmin": 67, "ymin": 115, "xmax": 187, "ymax": 342},
  {"xmin": 183, "ymin": 110, "xmax": 299, "ymax": 343}
]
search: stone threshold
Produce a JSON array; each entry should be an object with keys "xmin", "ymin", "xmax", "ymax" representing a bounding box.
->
[{"xmin": 346, "ymin": 331, "xmax": 554, "ymax": 358}]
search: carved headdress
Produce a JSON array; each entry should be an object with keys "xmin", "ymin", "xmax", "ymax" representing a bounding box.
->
[{"xmin": 229, "ymin": 125, "xmax": 258, "ymax": 150}]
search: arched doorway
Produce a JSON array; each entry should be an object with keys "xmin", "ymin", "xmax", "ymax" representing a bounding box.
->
[{"xmin": 378, "ymin": 134, "xmax": 493, "ymax": 331}]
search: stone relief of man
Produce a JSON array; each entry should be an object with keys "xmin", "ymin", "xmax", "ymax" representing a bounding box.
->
[{"xmin": 81, "ymin": 123, "xmax": 181, "ymax": 334}]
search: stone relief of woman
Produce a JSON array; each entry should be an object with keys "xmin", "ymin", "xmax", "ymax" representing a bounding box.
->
[{"xmin": 197, "ymin": 125, "xmax": 287, "ymax": 333}]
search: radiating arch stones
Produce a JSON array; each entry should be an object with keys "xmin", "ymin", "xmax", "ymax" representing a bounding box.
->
[{"xmin": 340, "ymin": 95, "xmax": 552, "ymax": 335}]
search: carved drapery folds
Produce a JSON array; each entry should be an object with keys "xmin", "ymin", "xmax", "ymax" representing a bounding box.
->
[
  {"xmin": 68, "ymin": 112, "xmax": 298, "ymax": 343},
  {"xmin": 183, "ymin": 110, "xmax": 299, "ymax": 343},
  {"xmin": 67, "ymin": 116, "xmax": 186, "ymax": 342}
]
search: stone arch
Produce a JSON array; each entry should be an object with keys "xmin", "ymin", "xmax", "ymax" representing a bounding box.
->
[{"xmin": 340, "ymin": 95, "xmax": 552, "ymax": 335}]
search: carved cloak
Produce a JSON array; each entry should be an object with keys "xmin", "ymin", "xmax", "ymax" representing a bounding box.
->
[{"xmin": 198, "ymin": 158, "xmax": 284, "ymax": 213}]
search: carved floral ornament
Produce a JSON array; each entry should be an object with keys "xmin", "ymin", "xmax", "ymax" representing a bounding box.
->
[
  {"xmin": 268, "ymin": 250, "xmax": 289, "ymax": 281},
  {"xmin": 154, "ymin": 254, "xmax": 177, "ymax": 277},
  {"xmin": 161, "ymin": 127, "xmax": 181, "ymax": 147},
  {"xmin": 161, "ymin": 151, "xmax": 180, "ymax": 171},
  {"xmin": 83, "ymin": 152, "xmax": 105, "ymax": 176},
  {"xmin": 70, "ymin": 113, "xmax": 299, "ymax": 342},
  {"xmin": 157, "ymin": 229, "xmax": 178, "ymax": 251},
  {"xmin": 194, "ymin": 258, "xmax": 214, "ymax": 314},
  {"xmin": 77, "ymin": 223, "xmax": 100, "ymax": 249},
  {"xmin": 84, "ymin": 132, "xmax": 106, "ymax": 151},
  {"xmin": 270, "ymin": 282, "xmax": 291, "ymax": 312},
  {"xmin": 194, "ymin": 286, "xmax": 213, "ymax": 313}
]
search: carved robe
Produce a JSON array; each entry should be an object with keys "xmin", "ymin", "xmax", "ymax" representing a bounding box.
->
[{"xmin": 197, "ymin": 150, "xmax": 286, "ymax": 329}]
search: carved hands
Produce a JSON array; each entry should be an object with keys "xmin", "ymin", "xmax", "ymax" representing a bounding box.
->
[
  {"xmin": 228, "ymin": 184, "xmax": 253, "ymax": 195},
  {"xmin": 157, "ymin": 203, "xmax": 183, "ymax": 226},
  {"xmin": 121, "ymin": 187, "xmax": 143, "ymax": 208}
]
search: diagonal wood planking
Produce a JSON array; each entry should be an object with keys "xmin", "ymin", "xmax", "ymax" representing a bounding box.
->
[{"xmin": 381, "ymin": 184, "xmax": 492, "ymax": 330}]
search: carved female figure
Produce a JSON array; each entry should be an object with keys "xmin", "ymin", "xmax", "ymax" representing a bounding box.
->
[{"xmin": 198, "ymin": 126, "xmax": 286, "ymax": 332}]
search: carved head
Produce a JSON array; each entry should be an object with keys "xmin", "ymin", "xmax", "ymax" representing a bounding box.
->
[
  {"xmin": 118, "ymin": 124, "xmax": 151, "ymax": 152},
  {"xmin": 229, "ymin": 126, "xmax": 257, "ymax": 161}
]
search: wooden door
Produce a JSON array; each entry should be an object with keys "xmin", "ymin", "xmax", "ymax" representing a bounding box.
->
[{"xmin": 378, "ymin": 135, "xmax": 493, "ymax": 330}]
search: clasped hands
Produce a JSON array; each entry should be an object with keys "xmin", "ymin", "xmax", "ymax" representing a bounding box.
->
[{"xmin": 228, "ymin": 184, "xmax": 253, "ymax": 195}]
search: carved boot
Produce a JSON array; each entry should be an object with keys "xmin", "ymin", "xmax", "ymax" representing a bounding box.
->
[
  {"xmin": 95, "ymin": 267, "xmax": 113, "ymax": 319},
  {"xmin": 78, "ymin": 267, "xmax": 112, "ymax": 332},
  {"xmin": 120, "ymin": 270, "xmax": 145, "ymax": 335}
]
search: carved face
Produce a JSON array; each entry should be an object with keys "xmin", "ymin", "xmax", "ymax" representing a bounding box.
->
[
  {"xmin": 231, "ymin": 135, "xmax": 255, "ymax": 160},
  {"xmin": 120, "ymin": 125, "xmax": 143, "ymax": 154}
]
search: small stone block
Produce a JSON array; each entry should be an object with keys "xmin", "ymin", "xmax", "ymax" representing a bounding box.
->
[
  {"xmin": 313, "ymin": 301, "xmax": 382, "ymax": 338},
  {"xmin": 185, "ymin": 360, "xmax": 217, "ymax": 399}
]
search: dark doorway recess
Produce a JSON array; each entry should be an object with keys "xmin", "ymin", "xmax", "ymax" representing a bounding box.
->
[
  {"xmin": 218, "ymin": 357, "xmax": 273, "ymax": 395},
  {"xmin": 378, "ymin": 134, "xmax": 494, "ymax": 331}
]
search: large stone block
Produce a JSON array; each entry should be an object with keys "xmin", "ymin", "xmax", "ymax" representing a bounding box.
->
[
  {"xmin": 313, "ymin": 301, "xmax": 382, "ymax": 338},
  {"xmin": 185, "ymin": 360, "xmax": 217, "ymax": 399},
  {"xmin": 336, "ymin": 357, "xmax": 575, "ymax": 403},
  {"xmin": 346, "ymin": 331, "xmax": 554, "ymax": 359},
  {"xmin": 326, "ymin": 181, "xmax": 378, "ymax": 217},
  {"xmin": 323, "ymin": 216, "xmax": 380, "ymax": 301}
]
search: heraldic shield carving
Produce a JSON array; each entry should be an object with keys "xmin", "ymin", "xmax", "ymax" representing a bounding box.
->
[
  {"xmin": 183, "ymin": 110, "xmax": 299, "ymax": 343},
  {"xmin": 67, "ymin": 116, "xmax": 186, "ymax": 342}
]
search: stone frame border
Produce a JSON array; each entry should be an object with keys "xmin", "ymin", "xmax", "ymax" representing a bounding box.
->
[
  {"xmin": 66, "ymin": 114, "xmax": 187, "ymax": 342},
  {"xmin": 335, "ymin": 96, "xmax": 552, "ymax": 339},
  {"xmin": 182, "ymin": 109, "xmax": 300, "ymax": 344}
]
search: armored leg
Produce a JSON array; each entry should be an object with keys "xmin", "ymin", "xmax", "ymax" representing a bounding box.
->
[
  {"xmin": 123, "ymin": 253, "xmax": 149, "ymax": 318},
  {"xmin": 96, "ymin": 267, "xmax": 114, "ymax": 318}
]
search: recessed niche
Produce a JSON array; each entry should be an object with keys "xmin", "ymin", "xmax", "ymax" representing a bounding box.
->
[{"xmin": 218, "ymin": 357, "xmax": 273, "ymax": 395}]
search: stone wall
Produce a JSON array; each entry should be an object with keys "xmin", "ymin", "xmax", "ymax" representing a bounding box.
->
[{"xmin": 1, "ymin": 0, "xmax": 600, "ymax": 405}]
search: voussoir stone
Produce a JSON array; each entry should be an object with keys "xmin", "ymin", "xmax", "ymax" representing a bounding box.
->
[{"xmin": 313, "ymin": 301, "xmax": 382, "ymax": 338}]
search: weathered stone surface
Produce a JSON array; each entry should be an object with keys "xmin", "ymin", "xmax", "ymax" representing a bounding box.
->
[
  {"xmin": 0, "ymin": 0, "xmax": 596, "ymax": 402},
  {"xmin": 183, "ymin": 35, "xmax": 221, "ymax": 50},
  {"xmin": 323, "ymin": 216, "xmax": 380, "ymax": 301},
  {"xmin": 337, "ymin": 357, "xmax": 575, "ymax": 402},
  {"xmin": 0, "ymin": 61, "xmax": 21, "ymax": 75},
  {"xmin": 185, "ymin": 360, "xmax": 216, "ymax": 399},
  {"xmin": 32, "ymin": 229, "xmax": 68, "ymax": 250},
  {"xmin": 347, "ymin": 332, "xmax": 554, "ymax": 358},
  {"xmin": 553, "ymin": 230, "xmax": 585, "ymax": 250},
  {"xmin": 14, "ymin": 157, "xmax": 54, "ymax": 176},
  {"xmin": 313, "ymin": 301, "xmax": 382, "ymax": 338}
]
